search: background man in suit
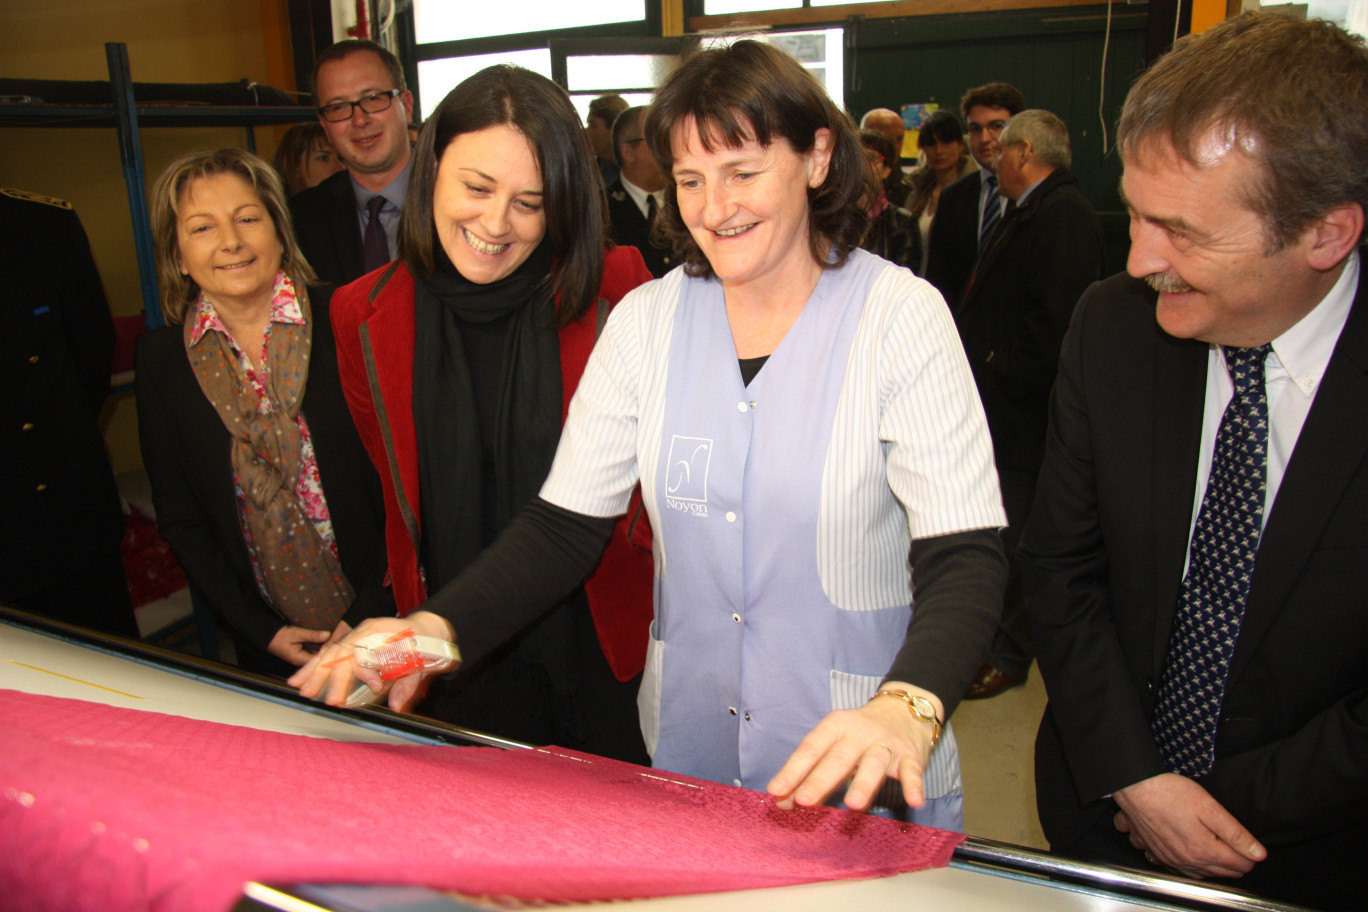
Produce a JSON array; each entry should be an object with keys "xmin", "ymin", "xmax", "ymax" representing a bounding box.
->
[
  {"xmin": 1020, "ymin": 15, "xmax": 1368, "ymax": 910},
  {"xmin": 956, "ymin": 110, "xmax": 1104, "ymax": 699},
  {"xmin": 0, "ymin": 188, "xmax": 138, "ymax": 639},
  {"xmin": 924, "ymin": 81, "xmax": 1024, "ymax": 310},
  {"xmin": 604, "ymin": 105, "xmax": 673, "ymax": 278},
  {"xmin": 290, "ymin": 39, "xmax": 413, "ymax": 286}
]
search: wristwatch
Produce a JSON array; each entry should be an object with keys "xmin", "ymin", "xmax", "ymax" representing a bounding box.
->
[{"xmin": 871, "ymin": 688, "xmax": 943, "ymax": 746}]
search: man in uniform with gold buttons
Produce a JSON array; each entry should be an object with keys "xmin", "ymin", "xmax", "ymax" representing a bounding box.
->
[{"xmin": 0, "ymin": 188, "xmax": 138, "ymax": 637}]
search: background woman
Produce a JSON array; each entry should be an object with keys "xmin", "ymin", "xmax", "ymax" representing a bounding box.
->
[
  {"xmin": 906, "ymin": 110, "xmax": 974, "ymax": 275},
  {"xmin": 857, "ymin": 129, "xmax": 917, "ymax": 271},
  {"xmin": 296, "ymin": 42, "xmax": 1005, "ymax": 830},
  {"xmin": 319, "ymin": 66, "xmax": 655, "ymax": 763},
  {"xmin": 136, "ymin": 148, "xmax": 390, "ymax": 677},
  {"xmin": 272, "ymin": 123, "xmax": 344, "ymax": 197}
]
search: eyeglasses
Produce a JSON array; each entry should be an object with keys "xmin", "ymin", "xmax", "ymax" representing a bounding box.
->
[
  {"xmin": 967, "ymin": 120, "xmax": 1008, "ymax": 137},
  {"xmin": 622, "ymin": 138, "xmax": 646, "ymax": 145},
  {"xmin": 318, "ymin": 89, "xmax": 402, "ymax": 123}
]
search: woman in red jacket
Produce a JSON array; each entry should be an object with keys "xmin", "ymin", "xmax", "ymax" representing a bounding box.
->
[{"xmin": 326, "ymin": 65, "xmax": 654, "ymax": 762}]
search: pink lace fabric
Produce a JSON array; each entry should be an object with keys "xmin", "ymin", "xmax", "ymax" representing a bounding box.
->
[{"xmin": 0, "ymin": 689, "xmax": 963, "ymax": 911}]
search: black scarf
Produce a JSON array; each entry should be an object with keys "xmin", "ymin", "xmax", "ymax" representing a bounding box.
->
[{"xmin": 412, "ymin": 238, "xmax": 561, "ymax": 590}]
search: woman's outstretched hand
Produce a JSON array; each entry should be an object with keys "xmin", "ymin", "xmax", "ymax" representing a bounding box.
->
[
  {"xmin": 766, "ymin": 682, "xmax": 942, "ymax": 812},
  {"xmin": 288, "ymin": 611, "xmax": 456, "ymax": 712}
]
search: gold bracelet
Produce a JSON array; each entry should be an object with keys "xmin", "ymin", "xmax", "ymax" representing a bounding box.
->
[{"xmin": 870, "ymin": 689, "xmax": 943, "ymax": 747}]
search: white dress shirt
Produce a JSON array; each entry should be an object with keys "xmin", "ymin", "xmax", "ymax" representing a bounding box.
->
[
  {"xmin": 1189, "ymin": 251, "xmax": 1360, "ymax": 541},
  {"xmin": 619, "ymin": 174, "xmax": 663, "ymax": 221}
]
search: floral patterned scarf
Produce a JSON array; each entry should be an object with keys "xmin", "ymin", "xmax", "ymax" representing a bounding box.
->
[{"xmin": 183, "ymin": 273, "xmax": 353, "ymax": 629}]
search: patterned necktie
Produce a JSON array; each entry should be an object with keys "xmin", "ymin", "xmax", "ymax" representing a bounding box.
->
[
  {"xmin": 362, "ymin": 194, "xmax": 389, "ymax": 272},
  {"xmin": 646, "ymin": 192, "xmax": 659, "ymax": 226},
  {"xmin": 978, "ymin": 172, "xmax": 1000, "ymax": 250},
  {"xmin": 1152, "ymin": 343, "xmax": 1273, "ymax": 777}
]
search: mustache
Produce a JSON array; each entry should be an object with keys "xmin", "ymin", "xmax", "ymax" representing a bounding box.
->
[{"xmin": 1144, "ymin": 271, "xmax": 1195, "ymax": 294}]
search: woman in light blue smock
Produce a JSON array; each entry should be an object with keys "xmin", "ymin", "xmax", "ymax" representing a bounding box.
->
[{"xmin": 296, "ymin": 41, "xmax": 1007, "ymax": 830}]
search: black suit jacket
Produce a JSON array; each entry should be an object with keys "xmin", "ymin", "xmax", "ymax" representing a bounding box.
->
[
  {"xmin": 1021, "ymin": 268, "xmax": 1368, "ymax": 908},
  {"xmin": 605, "ymin": 179, "xmax": 674, "ymax": 278},
  {"xmin": 924, "ymin": 169, "xmax": 983, "ymax": 310},
  {"xmin": 290, "ymin": 171, "xmax": 364, "ymax": 287},
  {"xmin": 135, "ymin": 289, "xmax": 391, "ymax": 663},
  {"xmin": 955, "ymin": 169, "xmax": 1104, "ymax": 474}
]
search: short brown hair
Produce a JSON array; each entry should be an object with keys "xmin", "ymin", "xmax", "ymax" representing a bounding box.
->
[
  {"xmin": 309, "ymin": 39, "xmax": 406, "ymax": 102},
  {"xmin": 587, "ymin": 93, "xmax": 628, "ymax": 128},
  {"xmin": 611, "ymin": 105, "xmax": 649, "ymax": 167},
  {"xmin": 643, "ymin": 39, "xmax": 873, "ymax": 279},
  {"xmin": 150, "ymin": 148, "xmax": 315, "ymax": 324},
  {"xmin": 960, "ymin": 82, "xmax": 1025, "ymax": 120},
  {"xmin": 272, "ymin": 122, "xmax": 331, "ymax": 196},
  {"xmin": 401, "ymin": 65, "xmax": 607, "ymax": 327},
  {"xmin": 1118, "ymin": 12, "xmax": 1368, "ymax": 251}
]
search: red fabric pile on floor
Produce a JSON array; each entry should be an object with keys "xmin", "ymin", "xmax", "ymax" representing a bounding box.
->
[
  {"xmin": 0, "ymin": 689, "xmax": 963, "ymax": 912},
  {"xmin": 119, "ymin": 505, "xmax": 186, "ymax": 608}
]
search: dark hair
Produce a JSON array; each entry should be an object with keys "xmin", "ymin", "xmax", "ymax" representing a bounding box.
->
[
  {"xmin": 309, "ymin": 39, "xmax": 406, "ymax": 101},
  {"xmin": 272, "ymin": 122, "xmax": 331, "ymax": 196},
  {"xmin": 960, "ymin": 82, "xmax": 1025, "ymax": 120},
  {"xmin": 859, "ymin": 129, "xmax": 897, "ymax": 171},
  {"xmin": 150, "ymin": 148, "xmax": 315, "ymax": 324},
  {"xmin": 1119, "ymin": 12, "xmax": 1368, "ymax": 252},
  {"xmin": 919, "ymin": 109, "xmax": 965, "ymax": 147},
  {"xmin": 904, "ymin": 111, "xmax": 969, "ymax": 214},
  {"xmin": 611, "ymin": 105, "xmax": 647, "ymax": 167},
  {"xmin": 643, "ymin": 39, "xmax": 872, "ymax": 278},
  {"xmin": 401, "ymin": 65, "xmax": 607, "ymax": 326}
]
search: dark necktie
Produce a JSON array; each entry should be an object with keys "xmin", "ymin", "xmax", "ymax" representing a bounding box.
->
[
  {"xmin": 646, "ymin": 192, "xmax": 659, "ymax": 226},
  {"xmin": 1152, "ymin": 343, "xmax": 1273, "ymax": 777},
  {"xmin": 362, "ymin": 194, "xmax": 389, "ymax": 273},
  {"xmin": 978, "ymin": 172, "xmax": 1000, "ymax": 250}
]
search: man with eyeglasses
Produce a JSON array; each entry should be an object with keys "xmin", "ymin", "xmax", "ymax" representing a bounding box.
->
[
  {"xmin": 290, "ymin": 39, "xmax": 415, "ymax": 286},
  {"xmin": 924, "ymin": 81, "xmax": 1025, "ymax": 313},
  {"xmin": 604, "ymin": 106, "xmax": 673, "ymax": 278}
]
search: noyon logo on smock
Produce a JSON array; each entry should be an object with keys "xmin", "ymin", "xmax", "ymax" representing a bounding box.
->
[{"xmin": 666, "ymin": 435, "xmax": 712, "ymax": 515}]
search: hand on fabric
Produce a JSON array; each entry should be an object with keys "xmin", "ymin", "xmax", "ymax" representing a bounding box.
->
[
  {"xmin": 267, "ymin": 625, "xmax": 335, "ymax": 666},
  {"xmin": 288, "ymin": 611, "xmax": 456, "ymax": 711},
  {"xmin": 766, "ymin": 682, "xmax": 941, "ymax": 812},
  {"xmin": 1112, "ymin": 773, "xmax": 1266, "ymax": 880}
]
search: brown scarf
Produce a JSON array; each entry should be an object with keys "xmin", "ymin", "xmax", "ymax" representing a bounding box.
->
[{"xmin": 184, "ymin": 283, "xmax": 354, "ymax": 630}]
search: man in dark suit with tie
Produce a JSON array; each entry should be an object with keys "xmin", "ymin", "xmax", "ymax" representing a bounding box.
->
[
  {"xmin": 955, "ymin": 110, "xmax": 1104, "ymax": 701},
  {"xmin": 290, "ymin": 40, "xmax": 413, "ymax": 286},
  {"xmin": 1020, "ymin": 15, "xmax": 1368, "ymax": 911},
  {"xmin": 924, "ymin": 81, "xmax": 1024, "ymax": 311},
  {"xmin": 604, "ymin": 105, "xmax": 673, "ymax": 278}
]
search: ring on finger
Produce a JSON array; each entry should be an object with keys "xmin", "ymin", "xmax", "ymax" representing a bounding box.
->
[{"xmin": 873, "ymin": 742, "xmax": 895, "ymax": 764}]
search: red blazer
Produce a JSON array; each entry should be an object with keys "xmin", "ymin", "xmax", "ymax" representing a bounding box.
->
[{"xmin": 330, "ymin": 247, "xmax": 655, "ymax": 681}]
